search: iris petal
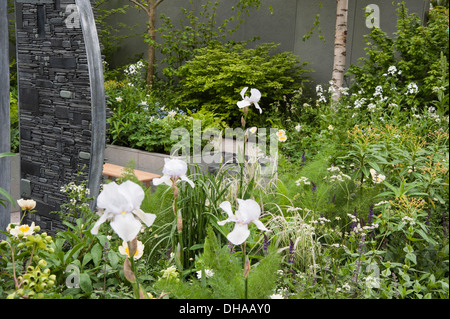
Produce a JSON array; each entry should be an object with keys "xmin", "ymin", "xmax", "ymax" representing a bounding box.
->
[
  {"xmin": 227, "ymin": 223, "xmax": 250, "ymax": 245},
  {"xmin": 110, "ymin": 213, "xmax": 142, "ymax": 242},
  {"xmin": 249, "ymin": 88, "xmax": 261, "ymax": 102},
  {"xmin": 153, "ymin": 175, "xmax": 173, "ymax": 187},
  {"xmin": 219, "ymin": 201, "xmax": 235, "ymax": 220},
  {"xmin": 119, "ymin": 180, "xmax": 145, "ymax": 210},
  {"xmin": 237, "ymin": 100, "xmax": 251, "ymax": 108},
  {"xmin": 132, "ymin": 208, "xmax": 156, "ymax": 227},
  {"xmin": 179, "ymin": 175, "xmax": 195, "ymax": 188},
  {"xmin": 240, "ymin": 87, "xmax": 249, "ymax": 99},
  {"xmin": 97, "ymin": 183, "xmax": 130, "ymax": 215},
  {"xmin": 91, "ymin": 212, "xmax": 111, "ymax": 235},
  {"xmin": 252, "ymin": 219, "xmax": 269, "ymax": 232}
]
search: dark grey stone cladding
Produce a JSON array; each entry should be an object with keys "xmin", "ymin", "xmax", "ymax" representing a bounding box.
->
[{"xmin": 15, "ymin": 0, "xmax": 102, "ymax": 235}]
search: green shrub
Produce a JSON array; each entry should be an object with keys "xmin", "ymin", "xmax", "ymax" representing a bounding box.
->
[
  {"xmin": 177, "ymin": 42, "xmax": 310, "ymax": 127},
  {"xmin": 347, "ymin": 3, "xmax": 449, "ymax": 112}
]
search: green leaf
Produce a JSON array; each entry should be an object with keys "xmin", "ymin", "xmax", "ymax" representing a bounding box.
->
[
  {"xmin": 108, "ymin": 251, "xmax": 120, "ymax": 269},
  {"xmin": 79, "ymin": 273, "xmax": 93, "ymax": 293},
  {"xmin": 82, "ymin": 253, "xmax": 93, "ymax": 267},
  {"xmin": 0, "ymin": 152, "xmax": 16, "ymax": 158},
  {"xmin": 63, "ymin": 242, "xmax": 85, "ymax": 264},
  {"xmin": 416, "ymin": 229, "xmax": 437, "ymax": 246},
  {"xmin": 91, "ymin": 243, "xmax": 103, "ymax": 267},
  {"xmin": 189, "ymin": 244, "xmax": 204, "ymax": 251},
  {"xmin": 0, "ymin": 187, "xmax": 14, "ymax": 206},
  {"xmin": 405, "ymin": 253, "xmax": 417, "ymax": 265}
]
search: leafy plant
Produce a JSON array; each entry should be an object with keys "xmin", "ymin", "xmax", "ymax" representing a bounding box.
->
[
  {"xmin": 177, "ymin": 42, "xmax": 310, "ymax": 127},
  {"xmin": 348, "ymin": 3, "xmax": 449, "ymax": 112}
]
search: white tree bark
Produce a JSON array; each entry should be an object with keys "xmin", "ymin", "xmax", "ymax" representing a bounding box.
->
[{"xmin": 331, "ymin": 0, "xmax": 348, "ymax": 103}]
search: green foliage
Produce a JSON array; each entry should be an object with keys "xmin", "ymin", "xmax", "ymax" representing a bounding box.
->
[
  {"xmin": 9, "ymin": 59, "xmax": 19, "ymax": 153},
  {"xmin": 0, "ymin": 228, "xmax": 58, "ymax": 299},
  {"xmin": 148, "ymin": 0, "xmax": 262, "ymax": 84},
  {"xmin": 177, "ymin": 42, "xmax": 309, "ymax": 127},
  {"xmin": 154, "ymin": 227, "xmax": 281, "ymax": 299},
  {"xmin": 3, "ymin": 0, "xmax": 448, "ymax": 300},
  {"xmin": 348, "ymin": 3, "xmax": 449, "ymax": 112}
]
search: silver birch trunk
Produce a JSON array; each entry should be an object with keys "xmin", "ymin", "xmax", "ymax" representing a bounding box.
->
[{"xmin": 331, "ymin": 0, "xmax": 349, "ymax": 103}]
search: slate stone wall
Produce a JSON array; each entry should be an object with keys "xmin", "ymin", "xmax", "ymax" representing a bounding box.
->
[{"xmin": 15, "ymin": 0, "xmax": 100, "ymax": 234}]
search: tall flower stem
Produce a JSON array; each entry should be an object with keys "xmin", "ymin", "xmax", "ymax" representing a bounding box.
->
[
  {"xmin": 129, "ymin": 255, "xmax": 140, "ymax": 298},
  {"xmin": 239, "ymin": 108, "xmax": 248, "ymax": 198},
  {"xmin": 172, "ymin": 181, "xmax": 184, "ymax": 271},
  {"xmin": 242, "ymin": 241, "xmax": 250, "ymax": 299},
  {"xmin": 126, "ymin": 238, "xmax": 142, "ymax": 299}
]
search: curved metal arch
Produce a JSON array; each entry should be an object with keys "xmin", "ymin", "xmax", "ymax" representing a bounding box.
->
[
  {"xmin": 0, "ymin": 0, "xmax": 11, "ymax": 236},
  {"xmin": 75, "ymin": 0, "xmax": 106, "ymax": 208}
]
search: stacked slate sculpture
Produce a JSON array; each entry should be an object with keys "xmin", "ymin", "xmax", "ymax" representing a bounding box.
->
[{"xmin": 13, "ymin": 0, "xmax": 106, "ymax": 235}]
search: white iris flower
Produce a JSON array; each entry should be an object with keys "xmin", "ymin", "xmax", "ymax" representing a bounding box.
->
[
  {"xmin": 218, "ymin": 199, "xmax": 269, "ymax": 245},
  {"xmin": 237, "ymin": 87, "xmax": 262, "ymax": 114},
  {"xmin": 153, "ymin": 158, "xmax": 195, "ymax": 188},
  {"xmin": 91, "ymin": 181, "xmax": 156, "ymax": 242}
]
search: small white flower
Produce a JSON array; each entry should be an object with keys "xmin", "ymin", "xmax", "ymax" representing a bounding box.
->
[
  {"xmin": 367, "ymin": 103, "xmax": 377, "ymax": 112},
  {"xmin": 374, "ymin": 200, "xmax": 389, "ymax": 207},
  {"xmin": 370, "ymin": 168, "xmax": 385, "ymax": 184},
  {"xmin": 316, "ymin": 85, "xmax": 323, "ymax": 93},
  {"xmin": 119, "ymin": 240, "xmax": 145, "ymax": 260},
  {"xmin": 8, "ymin": 222, "xmax": 36, "ymax": 238},
  {"xmin": 365, "ymin": 275, "xmax": 381, "ymax": 289},
  {"xmin": 406, "ymin": 82, "xmax": 419, "ymax": 95},
  {"xmin": 276, "ymin": 129, "xmax": 287, "ymax": 142},
  {"xmin": 295, "ymin": 124, "xmax": 301, "ymax": 132},
  {"xmin": 387, "ymin": 65, "xmax": 397, "ymax": 75},
  {"xmin": 167, "ymin": 110, "xmax": 177, "ymax": 117},
  {"xmin": 249, "ymin": 126, "xmax": 257, "ymax": 134},
  {"xmin": 327, "ymin": 165, "xmax": 340, "ymax": 172},
  {"xmin": 296, "ymin": 176, "xmax": 310, "ymax": 186},
  {"xmin": 339, "ymin": 87, "xmax": 349, "ymax": 95},
  {"xmin": 196, "ymin": 269, "xmax": 214, "ymax": 279},
  {"xmin": 17, "ymin": 198, "xmax": 36, "ymax": 211},
  {"xmin": 237, "ymin": 87, "xmax": 262, "ymax": 114},
  {"xmin": 328, "ymin": 125, "xmax": 334, "ymax": 130},
  {"xmin": 115, "ymin": 97, "xmax": 123, "ymax": 102}
]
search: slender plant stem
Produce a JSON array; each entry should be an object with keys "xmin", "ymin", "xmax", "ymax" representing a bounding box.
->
[
  {"xmin": 239, "ymin": 108, "xmax": 248, "ymax": 199},
  {"xmin": 242, "ymin": 241, "xmax": 248, "ymax": 299},
  {"xmin": 6, "ymin": 241, "xmax": 19, "ymax": 289},
  {"xmin": 129, "ymin": 254, "xmax": 140, "ymax": 298}
]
